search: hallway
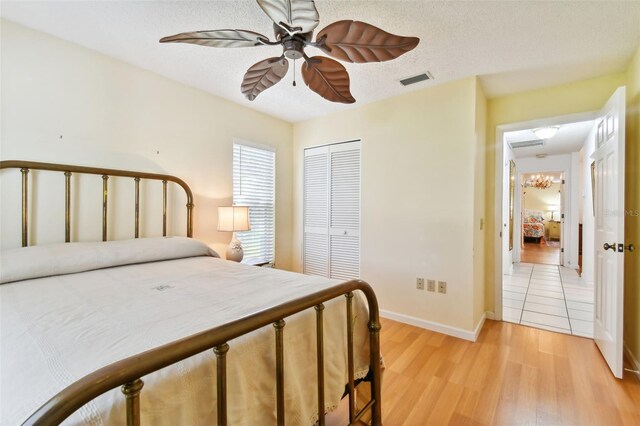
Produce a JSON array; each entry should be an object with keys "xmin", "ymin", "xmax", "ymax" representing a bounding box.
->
[{"xmin": 503, "ymin": 263, "xmax": 594, "ymax": 338}]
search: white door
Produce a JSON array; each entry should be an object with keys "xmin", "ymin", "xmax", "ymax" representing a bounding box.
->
[
  {"xmin": 328, "ymin": 142, "xmax": 360, "ymax": 280},
  {"xmin": 303, "ymin": 141, "xmax": 361, "ymax": 279},
  {"xmin": 593, "ymin": 87, "xmax": 626, "ymax": 378},
  {"xmin": 303, "ymin": 146, "xmax": 330, "ymax": 276}
]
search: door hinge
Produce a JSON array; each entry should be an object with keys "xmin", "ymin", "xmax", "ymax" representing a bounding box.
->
[
  {"xmin": 561, "ymin": 213, "xmax": 565, "ymax": 219},
  {"xmin": 561, "ymin": 248, "xmax": 564, "ymax": 253},
  {"xmin": 562, "ymin": 179, "xmax": 565, "ymax": 184},
  {"xmin": 500, "ymin": 231, "xmax": 502, "ymax": 238}
]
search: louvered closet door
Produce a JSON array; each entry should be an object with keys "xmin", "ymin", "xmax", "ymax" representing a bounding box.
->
[
  {"xmin": 303, "ymin": 141, "xmax": 360, "ymax": 280},
  {"xmin": 328, "ymin": 142, "xmax": 360, "ymax": 280},
  {"xmin": 303, "ymin": 146, "xmax": 329, "ymax": 276}
]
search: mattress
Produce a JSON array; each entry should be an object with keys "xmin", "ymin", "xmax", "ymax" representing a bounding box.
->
[{"xmin": 0, "ymin": 237, "xmax": 371, "ymax": 425}]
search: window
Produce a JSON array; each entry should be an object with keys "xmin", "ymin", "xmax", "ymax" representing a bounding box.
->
[{"xmin": 233, "ymin": 142, "xmax": 276, "ymax": 264}]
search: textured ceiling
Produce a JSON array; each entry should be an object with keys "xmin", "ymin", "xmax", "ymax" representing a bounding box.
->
[
  {"xmin": 2, "ymin": 1, "xmax": 640, "ymax": 123},
  {"xmin": 505, "ymin": 120, "xmax": 594, "ymax": 159}
]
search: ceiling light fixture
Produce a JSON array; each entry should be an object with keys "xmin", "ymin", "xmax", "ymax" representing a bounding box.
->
[
  {"xmin": 524, "ymin": 174, "xmax": 554, "ymax": 189},
  {"xmin": 533, "ymin": 126, "xmax": 560, "ymax": 140}
]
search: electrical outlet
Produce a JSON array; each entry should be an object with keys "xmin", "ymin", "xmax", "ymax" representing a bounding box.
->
[
  {"xmin": 438, "ymin": 281, "xmax": 447, "ymax": 294},
  {"xmin": 416, "ymin": 278, "xmax": 425, "ymax": 290},
  {"xmin": 427, "ymin": 279, "xmax": 436, "ymax": 292}
]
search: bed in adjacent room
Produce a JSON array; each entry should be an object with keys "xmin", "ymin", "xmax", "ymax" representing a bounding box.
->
[
  {"xmin": 0, "ymin": 161, "xmax": 382, "ymax": 426},
  {"xmin": 522, "ymin": 209, "xmax": 546, "ymax": 243}
]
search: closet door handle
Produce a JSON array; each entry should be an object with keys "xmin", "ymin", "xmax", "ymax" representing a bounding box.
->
[{"xmin": 603, "ymin": 242, "xmax": 616, "ymax": 251}]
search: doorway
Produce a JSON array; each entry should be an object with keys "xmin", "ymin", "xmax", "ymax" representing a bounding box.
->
[
  {"xmin": 498, "ymin": 120, "xmax": 596, "ymax": 338},
  {"xmin": 520, "ymin": 171, "xmax": 563, "ymax": 266},
  {"xmin": 494, "ymin": 87, "xmax": 628, "ymax": 379}
]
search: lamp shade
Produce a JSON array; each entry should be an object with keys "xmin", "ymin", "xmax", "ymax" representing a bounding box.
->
[
  {"xmin": 217, "ymin": 206, "xmax": 250, "ymax": 232},
  {"xmin": 548, "ymin": 204, "xmax": 560, "ymax": 212}
]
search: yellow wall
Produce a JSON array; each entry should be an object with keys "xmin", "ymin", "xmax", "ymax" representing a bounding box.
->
[
  {"xmin": 293, "ymin": 77, "xmax": 485, "ymax": 334},
  {"xmin": 0, "ymin": 20, "xmax": 295, "ymax": 268},
  {"xmin": 484, "ymin": 73, "xmax": 626, "ymax": 313},
  {"xmin": 624, "ymin": 45, "xmax": 640, "ymax": 365},
  {"xmin": 473, "ymin": 82, "xmax": 487, "ymax": 325}
]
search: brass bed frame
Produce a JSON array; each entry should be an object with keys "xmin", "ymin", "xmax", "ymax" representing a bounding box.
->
[{"xmin": 0, "ymin": 160, "xmax": 382, "ymax": 426}]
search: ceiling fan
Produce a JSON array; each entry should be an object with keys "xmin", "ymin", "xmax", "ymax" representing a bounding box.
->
[{"xmin": 160, "ymin": 0, "xmax": 420, "ymax": 104}]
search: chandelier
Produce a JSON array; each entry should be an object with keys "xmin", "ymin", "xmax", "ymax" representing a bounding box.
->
[{"xmin": 524, "ymin": 174, "xmax": 553, "ymax": 189}]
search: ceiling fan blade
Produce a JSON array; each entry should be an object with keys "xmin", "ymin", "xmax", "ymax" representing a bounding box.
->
[
  {"xmin": 257, "ymin": 0, "xmax": 319, "ymax": 35},
  {"xmin": 301, "ymin": 56, "xmax": 355, "ymax": 104},
  {"xmin": 160, "ymin": 29, "xmax": 269, "ymax": 48},
  {"xmin": 316, "ymin": 20, "xmax": 419, "ymax": 63},
  {"xmin": 241, "ymin": 57, "xmax": 289, "ymax": 101}
]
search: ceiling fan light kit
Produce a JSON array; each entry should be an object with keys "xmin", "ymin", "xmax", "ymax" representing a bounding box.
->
[{"xmin": 160, "ymin": 0, "xmax": 420, "ymax": 104}]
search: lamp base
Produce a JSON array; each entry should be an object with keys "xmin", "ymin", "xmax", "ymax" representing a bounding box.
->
[{"xmin": 226, "ymin": 234, "xmax": 244, "ymax": 262}]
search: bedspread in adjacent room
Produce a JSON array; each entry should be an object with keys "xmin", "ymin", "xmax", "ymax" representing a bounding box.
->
[
  {"xmin": 523, "ymin": 209, "xmax": 546, "ymax": 239},
  {"xmin": 0, "ymin": 237, "xmax": 371, "ymax": 425},
  {"xmin": 523, "ymin": 222, "xmax": 545, "ymax": 239}
]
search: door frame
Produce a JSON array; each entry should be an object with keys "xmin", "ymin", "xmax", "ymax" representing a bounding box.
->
[{"xmin": 493, "ymin": 111, "xmax": 598, "ymax": 320}]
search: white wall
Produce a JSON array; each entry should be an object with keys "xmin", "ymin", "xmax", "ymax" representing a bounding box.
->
[
  {"xmin": 502, "ymin": 143, "xmax": 515, "ymax": 272},
  {"xmin": 570, "ymin": 151, "xmax": 581, "ymax": 267},
  {"xmin": 580, "ymin": 126, "xmax": 597, "ymax": 284},
  {"xmin": 0, "ymin": 20, "xmax": 294, "ymax": 269},
  {"xmin": 293, "ymin": 77, "xmax": 485, "ymax": 335}
]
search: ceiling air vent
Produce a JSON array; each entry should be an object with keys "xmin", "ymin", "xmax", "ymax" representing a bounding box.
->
[
  {"xmin": 509, "ymin": 139, "xmax": 544, "ymax": 149},
  {"xmin": 400, "ymin": 72, "xmax": 433, "ymax": 86}
]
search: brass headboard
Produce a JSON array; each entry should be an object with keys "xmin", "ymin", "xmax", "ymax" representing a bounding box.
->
[{"xmin": 0, "ymin": 160, "xmax": 194, "ymax": 247}]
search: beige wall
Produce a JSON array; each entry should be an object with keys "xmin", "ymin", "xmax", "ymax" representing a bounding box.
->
[
  {"xmin": 624, "ymin": 45, "xmax": 640, "ymax": 365},
  {"xmin": 484, "ymin": 73, "xmax": 627, "ymax": 314},
  {"xmin": 523, "ymin": 183, "xmax": 562, "ymax": 226},
  {"xmin": 0, "ymin": 20, "xmax": 294, "ymax": 269},
  {"xmin": 293, "ymin": 77, "xmax": 485, "ymax": 334}
]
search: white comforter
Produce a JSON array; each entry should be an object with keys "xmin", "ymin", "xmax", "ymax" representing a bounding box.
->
[{"xmin": 0, "ymin": 238, "xmax": 370, "ymax": 425}]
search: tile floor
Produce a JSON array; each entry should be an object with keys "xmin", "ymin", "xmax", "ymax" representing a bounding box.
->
[{"xmin": 503, "ymin": 263, "xmax": 594, "ymax": 338}]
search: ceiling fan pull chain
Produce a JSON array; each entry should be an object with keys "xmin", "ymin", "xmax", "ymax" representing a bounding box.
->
[{"xmin": 293, "ymin": 59, "xmax": 297, "ymax": 87}]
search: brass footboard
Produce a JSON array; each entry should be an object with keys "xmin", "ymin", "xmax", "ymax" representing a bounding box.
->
[{"xmin": 23, "ymin": 280, "xmax": 382, "ymax": 426}]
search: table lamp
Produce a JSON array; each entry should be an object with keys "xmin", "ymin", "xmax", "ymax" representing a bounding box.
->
[
  {"xmin": 547, "ymin": 204, "xmax": 560, "ymax": 221},
  {"xmin": 217, "ymin": 206, "xmax": 250, "ymax": 262}
]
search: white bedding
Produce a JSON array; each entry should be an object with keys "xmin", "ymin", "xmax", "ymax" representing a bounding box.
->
[{"xmin": 0, "ymin": 238, "xmax": 371, "ymax": 425}]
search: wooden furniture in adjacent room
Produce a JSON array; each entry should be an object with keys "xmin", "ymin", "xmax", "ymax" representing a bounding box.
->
[
  {"xmin": 578, "ymin": 223, "xmax": 583, "ymax": 274},
  {"xmin": 548, "ymin": 220, "xmax": 561, "ymax": 241}
]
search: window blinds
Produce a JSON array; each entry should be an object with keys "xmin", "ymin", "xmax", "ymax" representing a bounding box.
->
[{"xmin": 233, "ymin": 143, "xmax": 276, "ymax": 263}]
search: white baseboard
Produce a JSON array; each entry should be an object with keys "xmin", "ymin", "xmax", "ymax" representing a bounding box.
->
[
  {"xmin": 623, "ymin": 342, "xmax": 640, "ymax": 379},
  {"xmin": 380, "ymin": 310, "xmax": 487, "ymax": 342}
]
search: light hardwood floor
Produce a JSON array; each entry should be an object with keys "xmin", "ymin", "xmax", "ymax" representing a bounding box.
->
[
  {"xmin": 520, "ymin": 242, "xmax": 560, "ymax": 265},
  {"xmin": 379, "ymin": 318, "xmax": 640, "ymax": 425}
]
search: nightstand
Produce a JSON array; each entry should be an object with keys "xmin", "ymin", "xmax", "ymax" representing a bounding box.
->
[{"xmin": 548, "ymin": 221, "xmax": 561, "ymax": 241}]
